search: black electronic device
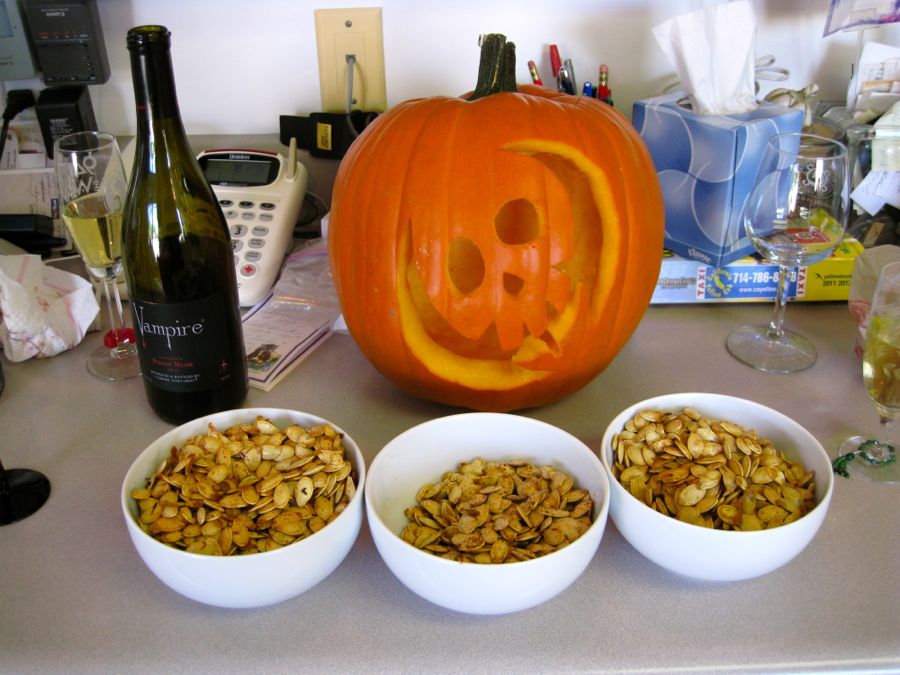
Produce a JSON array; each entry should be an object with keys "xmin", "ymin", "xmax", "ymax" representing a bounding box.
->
[
  {"xmin": 22, "ymin": 0, "xmax": 109, "ymax": 84},
  {"xmin": 35, "ymin": 85, "xmax": 96, "ymax": 156},
  {"xmin": 0, "ymin": 213, "xmax": 66, "ymax": 252}
]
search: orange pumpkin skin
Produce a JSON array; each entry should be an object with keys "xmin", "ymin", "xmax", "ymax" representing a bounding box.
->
[{"xmin": 328, "ymin": 84, "xmax": 664, "ymax": 411}]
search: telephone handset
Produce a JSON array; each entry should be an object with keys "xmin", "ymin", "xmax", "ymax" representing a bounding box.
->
[{"xmin": 197, "ymin": 139, "xmax": 308, "ymax": 307}]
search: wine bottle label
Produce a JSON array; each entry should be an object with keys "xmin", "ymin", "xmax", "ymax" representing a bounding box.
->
[{"xmin": 132, "ymin": 294, "xmax": 236, "ymax": 392}]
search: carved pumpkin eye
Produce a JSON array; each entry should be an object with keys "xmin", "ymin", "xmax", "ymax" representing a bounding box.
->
[
  {"xmin": 495, "ymin": 198, "xmax": 540, "ymax": 245},
  {"xmin": 448, "ymin": 237, "xmax": 484, "ymax": 295}
]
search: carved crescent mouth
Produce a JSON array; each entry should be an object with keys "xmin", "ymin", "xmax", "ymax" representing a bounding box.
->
[{"xmin": 397, "ymin": 140, "xmax": 623, "ymax": 392}]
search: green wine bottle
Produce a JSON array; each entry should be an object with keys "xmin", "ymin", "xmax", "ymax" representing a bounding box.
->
[{"xmin": 123, "ymin": 25, "xmax": 247, "ymax": 424}]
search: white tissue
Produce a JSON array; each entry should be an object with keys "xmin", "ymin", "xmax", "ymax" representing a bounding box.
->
[
  {"xmin": 652, "ymin": 0, "xmax": 758, "ymax": 115},
  {"xmin": 0, "ymin": 255, "xmax": 99, "ymax": 362}
]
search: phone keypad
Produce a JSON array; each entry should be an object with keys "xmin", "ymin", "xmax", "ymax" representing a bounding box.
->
[{"xmin": 225, "ymin": 197, "xmax": 282, "ymax": 280}]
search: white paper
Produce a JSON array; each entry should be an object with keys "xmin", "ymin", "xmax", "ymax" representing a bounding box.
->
[
  {"xmin": 872, "ymin": 105, "xmax": 900, "ymax": 171},
  {"xmin": 848, "ymin": 41, "xmax": 900, "ymax": 114},
  {"xmin": 0, "ymin": 167, "xmax": 71, "ymax": 245},
  {"xmin": 825, "ymin": 0, "xmax": 900, "ymax": 36},
  {"xmin": 0, "ymin": 121, "xmax": 49, "ymax": 171},
  {"xmin": 851, "ymin": 170, "xmax": 900, "ymax": 214},
  {"xmin": 652, "ymin": 0, "xmax": 758, "ymax": 115},
  {"xmin": 241, "ymin": 293, "xmax": 333, "ymax": 391}
]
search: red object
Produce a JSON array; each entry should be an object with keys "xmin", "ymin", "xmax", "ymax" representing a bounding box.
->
[
  {"xmin": 104, "ymin": 327, "xmax": 136, "ymax": 348},
  {"xmin": 549, "ymin": 45, "xmax": 562, "ymax": 77},
  {"xmin": 597, "ymin": 64, "xmax": 612, "ymax": 102}
]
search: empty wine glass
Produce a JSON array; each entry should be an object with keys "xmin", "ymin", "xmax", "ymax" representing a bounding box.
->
[
  {"xmin": 833, "ymin": 260, "xmax": 900, "ymax": 483},
  {"xmin": 726, "ymin": 132, "xmax": 849, "ymax": 373},
  {"xmin": 54, "ymin": 132, "xmax": 140, "ymax": 381}
]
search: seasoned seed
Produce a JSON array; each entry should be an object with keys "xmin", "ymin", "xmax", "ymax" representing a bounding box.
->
[{"xmin": 273, "ymin": 482, "xmax": 291, "ymax": 509}]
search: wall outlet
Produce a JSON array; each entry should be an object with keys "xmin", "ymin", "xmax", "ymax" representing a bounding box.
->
[{"xmin": 314, "ymin": 7, "xmax": 386, "ymax": 114}]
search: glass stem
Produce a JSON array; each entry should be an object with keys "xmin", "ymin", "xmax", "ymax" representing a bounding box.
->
[
  {"xmin": 100, "ymin": 274, "xmax": 132, "ymax": 355},
  {"xmin": 877, "ymin": 414, "xmax": 896, "ymax": 452},
  {"xmin": 856, "ymin": 414, "xmax": 898, "ymax": 466},
  {"xmin": 767, "ymin": 266, "xmax": 793, "ymax": 339}
]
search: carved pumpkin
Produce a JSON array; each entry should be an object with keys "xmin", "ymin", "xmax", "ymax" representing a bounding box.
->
[{"xmin": 328, "ymin": 35, "xmax": 664, "ymax": 411}]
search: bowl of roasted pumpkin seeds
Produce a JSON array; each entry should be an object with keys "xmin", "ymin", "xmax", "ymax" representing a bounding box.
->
[
  {"xmin": 600, "ymin": 393, "xmax": 833, "ymax": 582},
  {"xmin": 121, "ymin": 408, "xmax": 365, "ymax": 608},
  {"xmin": 365, "ymin": 412, "xmax": 610, "ymax": 615}
]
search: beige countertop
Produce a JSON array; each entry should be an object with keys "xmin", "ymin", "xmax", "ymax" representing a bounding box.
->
[{"xmin": 2, "ymin": 296, "xmax": 898, "ymax": 673}]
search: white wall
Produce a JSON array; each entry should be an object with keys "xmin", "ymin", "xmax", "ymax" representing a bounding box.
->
[{"xmin": 5, "ymin": 0, "xmax": 900, "ymax": 135}]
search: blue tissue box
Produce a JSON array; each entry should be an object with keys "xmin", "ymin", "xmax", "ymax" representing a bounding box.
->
[{"xmin": 632, "ymin": 92, "xmax": 804, "ymax": 268}]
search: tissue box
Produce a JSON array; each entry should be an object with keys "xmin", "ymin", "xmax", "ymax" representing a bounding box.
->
[
  {"xmin": 651, "ymin": 237, "xmax": 863, "ymax": 304},
  {"xmin": 633, "ymin": 92, "xmax": 804, "ymax": 268}
]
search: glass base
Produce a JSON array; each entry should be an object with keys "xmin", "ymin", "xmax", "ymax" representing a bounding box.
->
[
  {"xmin": 86, "ymin": 342, "xmax": 141, "ymax": 382},
  {"xmin": 836, "ymin": 436, "xmax": 900, "ymax": 484},
  {"xmin": 0, "ymin": 468, "xmax": 51, "ymax": 525},
  {"xmin": 726, "ymin": 325, "xmax": 816, "ymax": 373}
]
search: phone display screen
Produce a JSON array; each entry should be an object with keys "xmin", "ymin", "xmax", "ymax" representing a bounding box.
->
[
  {"xmin": 0, "ymin": 2, "xmax": 13, "ymax": 38},
  {"xmin": 204, "ymin": 158, "xmax": 273, "ymax": 186}
]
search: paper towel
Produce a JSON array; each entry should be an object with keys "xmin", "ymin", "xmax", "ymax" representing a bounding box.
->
[{"xmin": 0, "ymin": 255, "xmax": 99, "ymax": 362}]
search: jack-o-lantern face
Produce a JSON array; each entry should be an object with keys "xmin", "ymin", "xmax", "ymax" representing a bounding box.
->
[
  {"xmin": 329, "ymin": 72, "xmax": 663, "ymax": 411},
  {"xmin": 409, "ymin": 151, "xmax": 574, "ymax": 357}
]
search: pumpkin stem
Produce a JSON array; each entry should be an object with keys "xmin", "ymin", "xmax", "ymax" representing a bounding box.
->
[{"xmin": 469, "ymin": 33, "xmax": 517, "ymax": 100}]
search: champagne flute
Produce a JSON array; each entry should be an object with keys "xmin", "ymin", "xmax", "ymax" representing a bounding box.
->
[
  {"xmin": 726, "ymin": 132, "xmax": 849, "ymax": 373},
  {"xmin": 833, "ymin": 261, "xmax": 900, "ymax": 483},
  {"xmin": 54, "ymin": 131, "xmax": 140, "ymax": 381}
]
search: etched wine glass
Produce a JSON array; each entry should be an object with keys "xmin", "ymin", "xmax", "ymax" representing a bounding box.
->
[
  {"xmin": 54, "ymin": 132, "xmax": 140, "ymax": 381},
  {"xmin": 833, "ymin": 260, "xmax": 900, "ymax": 483},
  {"xmin": 726, "ymin": 132, "xmax": 849, "ymax": 373}
]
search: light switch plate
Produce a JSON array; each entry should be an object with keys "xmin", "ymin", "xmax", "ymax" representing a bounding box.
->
[{"xmin": 314, "ymin": 7, "xmax": 386, "ymax": 113}]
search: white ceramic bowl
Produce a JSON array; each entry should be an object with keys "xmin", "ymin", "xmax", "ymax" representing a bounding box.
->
[
  {"xmin": 121, "ymin": 408, "xmax": 365, "ymax": 608},
  {"xmin": 600, "ymin": 393, "xmax": 833, "ymax": 582},
  {"xmin": 365, "ymin": 412, "xmax": 610, "ymax": 615}
]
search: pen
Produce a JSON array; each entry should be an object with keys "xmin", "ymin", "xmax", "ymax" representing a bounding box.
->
[
  {"xmin": 564, "ymin": 58, "xmax": 576, "ymax": 89},
  {"xmin": 549, "ymin": 44, "xmax": 562, "ymax": 77},
  {"xmin": 558, "ymin": 66, "xmax": 575, "ymax": 95},
  {"xmin": 597, "ymin": 64, "xmax": 614, "ymax": 106},
  {"xmin": 527, "ymin": 60, "xmax": 543, "ymax": 86},
  {"xmin": 581, "ymin": 81, "xmax": 594, "ymax": 96}
]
